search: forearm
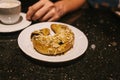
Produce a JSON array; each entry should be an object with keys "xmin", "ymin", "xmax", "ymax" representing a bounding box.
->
[
  {"xmin": 55, "ymin": 0, "xmax": 86, "ymax": 15},
  {"xmin": 63, "ymin": 0, "xmax": 86, "ymax": 12}
]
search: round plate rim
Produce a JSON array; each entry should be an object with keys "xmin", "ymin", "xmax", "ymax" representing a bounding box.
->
[{"xmin": 18, "ymin": 22, "xmax": 88, "ymax": 63}]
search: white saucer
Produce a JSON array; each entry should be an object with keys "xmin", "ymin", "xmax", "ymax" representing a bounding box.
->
[{"xmin": 0, "ymin": 12, "xmax": 31, "ymax": 33}]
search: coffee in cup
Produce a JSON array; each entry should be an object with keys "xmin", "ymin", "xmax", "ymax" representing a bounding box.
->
[{"xmin": 0, "ymin": 0, "xmax": 21, "ymax": 24}]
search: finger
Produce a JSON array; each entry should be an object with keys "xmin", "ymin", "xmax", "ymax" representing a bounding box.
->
[
  {"xmin": 26, "ymin": 1, "xmax": 45, "ymax": 20},
  {"xmin": 40, "ymin": 8, "xmax": 55, "ymax": 21},
  {"xmin": 32, "ymin": 3, "xmax": 54, "ymax": 21},
  {"xmin": 48, "ymin": 14, "xmax": 60, "ymax": 22}
]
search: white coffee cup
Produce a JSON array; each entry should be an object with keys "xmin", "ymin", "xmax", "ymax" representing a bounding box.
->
[{"xmin": 0, "ymin": 0, "xmax": 21, "ymax": 24}]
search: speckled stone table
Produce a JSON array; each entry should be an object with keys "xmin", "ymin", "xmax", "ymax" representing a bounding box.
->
[{"xmin": 0, "ymin": 1, "xmax": 120, "ymax": 80}]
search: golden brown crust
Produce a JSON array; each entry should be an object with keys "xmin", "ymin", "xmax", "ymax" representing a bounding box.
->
[{"xmin": 31, "ymin": 24, "xmax": 74, "ymax": 56}]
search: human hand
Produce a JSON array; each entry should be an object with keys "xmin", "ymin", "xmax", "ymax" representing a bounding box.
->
[{"xmin": 26, "ymin": 0, "xmax": 64, "ymax": 22}]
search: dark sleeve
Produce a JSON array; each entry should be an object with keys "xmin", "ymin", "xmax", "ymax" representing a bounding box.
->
[{"xmin": 87, "ymin": 0, "xmax": 119, "ymax": 8}]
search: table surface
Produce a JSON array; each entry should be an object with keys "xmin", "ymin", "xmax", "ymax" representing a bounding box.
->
[{"xmin": 0, "ymin": 1, "xmax": 120, "ymax": 80}]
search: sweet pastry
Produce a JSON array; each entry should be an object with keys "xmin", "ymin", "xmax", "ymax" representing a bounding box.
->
[{"xmin": 31, "ymin": 24, "xmax": 74, "ymax": 56}]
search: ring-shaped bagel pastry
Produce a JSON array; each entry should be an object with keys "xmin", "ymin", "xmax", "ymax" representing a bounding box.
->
[{"xmin": 31, "ymin": 24, "xmax": 74, "ymax": 56}]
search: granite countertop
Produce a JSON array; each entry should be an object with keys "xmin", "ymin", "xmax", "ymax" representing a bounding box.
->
[{"xmin": 0, "ymin": 1, "xmax": 120, "ymax": 80}]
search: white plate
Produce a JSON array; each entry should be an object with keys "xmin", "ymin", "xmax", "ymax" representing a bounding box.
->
[
  {"xmin": 0, "ymin": 12, "xmax": 31, "ymax": 33},
  {"xmin": 18, "ymin": 22, "xmax": 88, "ymax": 62}
]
